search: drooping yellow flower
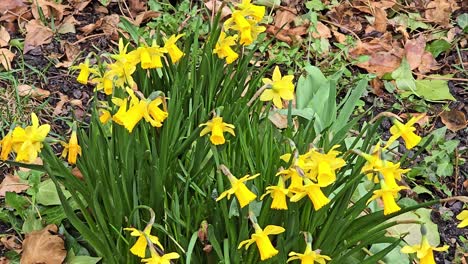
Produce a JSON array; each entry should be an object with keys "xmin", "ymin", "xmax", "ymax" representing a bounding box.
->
[
  {"xmin": 99, "ymin": 109, "xmax": 111, "ymax": 124},
  {"xmin": 124, "ymin": 226, "xmax": 164, "ymax": 258},
  {"xmin": 260, "ymin": 66, "xmax": 295, "ymax": 109},
  {"xmin": 61, "ymin": 129, "xmax": 82, "ymax": 165},
  {"xmin": 0, "ymin": 131, "xmax": 13, "ymax": 160},
  {"xmin": 401, "ymin": 235, "xmax": 448, "ymax": 264},
  {"xmin": 143, "ymin": 97, "xmax": 168, "ymax": 128},
  {"xmin": 385, "ymin": 116, "xmax": 422, "ymax": 150},
  {"xmin": 302, "ymin": 145, "xmax": 346, "ymax": 185},
  {"xmin": 213, "ymin": 32, "xmax": 239, "ymax": 64},
  {"xmin": 238, "ymin": 0, "xmax": 265, "ymax": 22},
  {"xmin": 238, "ymin": 223, "xmax": 285, "ymax": 260},
  {"xmin": 92, "ymin": 70, "xmax": 114, "ymax": 95},
  {"xmin": 107, "ymin": 39, "xmax": 140, "ymax": 88},
  {"xmin": 137, "ymin": 40, "xmax": 168, "ymax": 69},
  {"xmin": 75, "ymin": 59, "xmax": 91, "ymax": 85},
  {"xmin": 164, "ymin": 34, "xmax": 185, "ymax": 63},
  {"xmin": 456, "ymin": 210, "xmax": 468, "ymax": 228},
  {"xmin": 367, "ymin": 180, "xmax": 408, "ymax": 215},
  {"xmin": 216, "ymin": 172, "xmax": 258, "ymax": 208},
  {"xmin": 199, "ymin": 117, "xmax": 235, "ymax": 145},
  {"xmin": 277, "ymin": 168, "xmax": 304, "ymax": 191},
  {"xmin": 141, "ymin": 248, "xmax": 180, "ymax": 264},
  {"xmin": 11, "ymin": 113, "xmax": 50, "ymax": 163},
  {"xmin": 288, "ymin": 243, "xmax": 331, "ymax": 264},
  {"xmin": 261, "ymin": 176, "xmax": 289, "ymax": 210},
  {"xmin": 290, "ymin": 179, "xmax": 330, "ymax": 211},
  {"xmin": 224, "ymin": 11, "xmax": 265, "ymax": 46}
]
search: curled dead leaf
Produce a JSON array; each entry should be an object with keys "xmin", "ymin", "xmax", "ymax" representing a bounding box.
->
[
  {"xmin": 71, "ymin": 167, "xmax": 83, "ymax": 180},
  {"xmin": 132, "ymin": 11, "xmax": 160, "ymax": 26},
  {"xmin": 21, "ymin": 224, "xmax": 66, "ymax": 264},
  {"xmin": 31, "ymin": 0, "xmax": 69, "ymax": 22},
  {"xmin": 373, "ymin": 7, "xmax": 388, "ymax": 33},
  {"xmin": 101, "ymin": 14, "xmax": 120, "ymax": 40},
  {"xmin": 405, "ymin": 36, "xmax": 426, "ymax": 70},
  {"xmin": 24, "ymin": 20, "xmax": 53, "ymax": 54},
  {"xmin": 17, "ymin": 84, "xmax": 51, "ymax": 99},
  {"xmin": 425, "ymin": 0, "xmax": 459, "ymax": 27},
  {"xmin": 0, "ymin": 257, "xmax": 10, "ymax": 264},
  {"xmin": 440, "ymin": 109, "xmax": 467, "ymax": 132},
  {"xmin": 0, "ymin": 26, "xmax": 10, "ymax": 47},
  {"xmin": 0, "ymin": 174, "xmax": 30, "ymax": 197},
  {"xmin": 204, "ymin": 0, "xmax": 232, "ymax": 20},
  {"xmin": 0, "ymin": 235, "xmax": 22, "ymax": 254},
  {"xmin": 53, "ymin": 93, "xmax": 69, "ymax": 116},
  {"xmin": 0, "ymin": 0, "xmax": 26, "ymax": 13},
  {"xmin": 311, "ymin": 22, "xmax": 331, "ymax": 39},
  {"xmin": 418, "ymin": 51, "xmax": 438, "ymax": 74},
  {"xmin": 0, "ymin": 48, "xmax": 15, "ymax": 70}
]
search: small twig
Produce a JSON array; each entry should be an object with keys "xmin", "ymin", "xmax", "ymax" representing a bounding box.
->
[
  {"xmin": 71, "ymin": 33, "xmax": 107, "ymax": 46},
  {"xmin": 370, "ymin": 112, "xmax": 403, "ymax": 123},
  {"xmin": 362, "ymin": 247, "xmax": 386, "ymax": 264},
  {"xmin": 121, "ymin": 0, "xmax": 134, "ymax": 21},
  {"xmin": 320, "ymin": 19, "xmax": 361, "ymax": 42},
  {"xmin": 247, "ymin": 84, "xmax": 270, "ymax": 107}
]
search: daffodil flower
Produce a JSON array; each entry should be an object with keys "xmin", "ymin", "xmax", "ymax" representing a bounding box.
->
[
  {"xmin": 164, "ymin": 34, "xmax": 185, "ymax": 63},
  {"xmin": 75, "ymin": 59, "xmax": 91, "ymax": 85},
  {"xmin": 216, "ymin": 172, "xmax": 259, "ymax": 208},
  {"xmin": 277, "ymin": 168, "xmax": 304, "ymax": 190},
  {"xmin": 61, "ymin": 129, "xmax": 82, "ymax": 165},
  {"xmin": 213, "ymin": 32, "xmax": 239, "ymax": 64},
  {"xmin": 288, "ymin": 243, "xmax": 331, "ymax": 263},
  {"xmin": 0, "ymin": 131, "xmax": 13, "ymax": 160},
  {"xmin": 238, "ymin": 0, "xmax": 265, "ymax": 22},
  {"xmin": 385, "ymin": 116, "xmax": 422, "ymax": 150},
  {"xmin": 141, "ymin": 247, "xmax": 180, "ymax": 264},
  {"xmin": 224, "ymin": 11, "xmax": 265, "ymax": 46},
  {"xmin": 401, "ymin": 229, "xmax": 448, "ymax": 264},
  {"xmin": 302, "ymin": 146, "xmax": 345, "ymax": 185},
  {"xmin": 92, "ymin": 70, "xmax": 114, "ymax": 95},
  {"xmin": 261, "ymin": 176, "xmax": 289, "ymax": 210},
  {"xmin": 99, "ymin": 109, "xmax": 111, "ymax": 124},
  {"xmin": 456, "ymin": 210, "xmax": 468, "ymax": 228},
  {"xmin": 238, "ymin": 222, "xmax": 285, "ymax": 260},
  {"xmin": 11, "ymin": 113, "xmax": 50, "ymax": 163},
  {"xmin": 290, "ymin": 178, "xmax": 330, "ymax": 211},
  {"xmin": 260, "ymin": 66, "xmax": 295, "ymax": 109},
  {"xmin": 143, "ymin": 97, "xmax": 168, "ymax": 128},
  {"xmin": 137, "ymin": 40, "xmax": 168, "ymax": 69},
  {"xmin": 199, "ymin": 117, "xmax": 235, "ymax": 145},
  {"xmin": 124, "ymin": 226, "xmax": 164, "ymax": 258},
  {"xmin": 367, "ymin": 179, "xmax": 408, "ymax": 215}
]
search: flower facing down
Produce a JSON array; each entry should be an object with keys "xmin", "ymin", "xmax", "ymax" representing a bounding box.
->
[
  {"xmin": 141, "ymin": 247, "xmax": 180, "ymax": 264},
  {"xmin": 367, "ymin": 179, "xmax": 408, "ymax": 215},
  {"xmin": 456, "ymin": 210, "xmax": 468, "ymax": 228},
  {"xmin": 288, "ymin": 243, "xmax": 331, "ymax": 264},
  {"xmin": 0, "ymin": 131, "xmax": 13, "ymax": 160},
  {"xmin": 11, "ymin": 113, "xmax": 50, "ymax": 163},
  {"xmin": 137, "ymin": 41, "xmax": 167, "ymax": 69},
  {"xmin": 213, "ymin": 32, "xmax": 239, "ymax": 64},
  {"xmin": 385, "ymin": 116, "xmax": 422, "ymax": 150},
  {"xmin": 199, "ymin": 117, "xmax": 235, "ymax": 145},
  {"xmin": 401, "ymin": 229, "xmax": 448, "ymax": 264},
  {"xmin": 260, "ymin": 176, "xmax": 289, "ymax": 210},
  {"xmin": 164, "ymin": 34, "xmax": 185, "ymax": 63},
  {"xmin": 74, "ymin": 59, "xmax": 91, "ymax": 85},
  {"xmin": 260, "ymin": 66, "xmax": 295, "ymax": 109},
  {"xmin": 216, "ymin": 172, "xmax": 259, "ymax": 208},
  {"xmin": 290, "ymin": 179, "xmax": 330, "ymax": 211},
  {"xmin": 61, "ymin": 129, "xmax": 82, "ymax": 165},
  {"xmin": 124, "ymin": 226, "xmax": 164, "ymax": 258},
  {"xmin": 238, "ymin": 223, "xmax": 285, "ymax": 260}
]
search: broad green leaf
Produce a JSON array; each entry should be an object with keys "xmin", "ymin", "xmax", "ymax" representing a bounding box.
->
[
  {"xmin": 369, "ymin": 243, "xmax": 409, "ymax": 264},
  {"xmin": 5, "ymin": 192, "xmax": 29, "ymax": 215},
  {"xmin": 296, "ymin": 65, "xmax": 328, "ymax": 109},
  {"xmin": 387, "ymin": 208, "xmax": 440, "ymax": 246},
  {"xmin": 391, "ymin": 59, "xmax": 417, "ymax": 95},
  {"xmin": 457, "ymin": 13, "xmax": 468, "ymax": 31},
  {"xmin": 22, "ymin": 210, "xmax": 43, "ymax": 233},
  {"xmin": 413, "ymin": 77, "xmax": 456, "ymax": 102},
  {"xmin": 436, "ymin": 162, "xmax": 453, "ymax": 177},
  {"xmin": 306, "ymin": 0, "xmax": 326, "ymax": 11},
  {"xmin": 426, "ymin": 40, "xmax": 451, "ymax": 57},
  {"xmin": 412, "ymin": 186, "xmax": 434, "ymax": 198},
  {"xmin": 69, "ymin": 256, "xmax": 102, "ymax": 264},
  {"xmin": 36, "ymin": 179, "xmax": 71, "ymax": 206},
  {"xmin": 390, "ymin": 13, "xmax": 430, "ymax": 32}
]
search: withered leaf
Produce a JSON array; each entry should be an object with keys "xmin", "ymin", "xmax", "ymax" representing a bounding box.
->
[
  {"xmin": 0, "ymin": 26, "xmax": 10, "ymax": 47},
  {"xmin": 101, "ymin": 14, "xmax": 120, "ymax": 40},
  {"xmin": 53, "ymin": 93, "xmax": 69, "ymax": 116},
  {"xmin": 0, "ymin": 0, "xmax": 26, "ymax": 13},
  {"xmin": 31, "ymin": 0, "xmax": 69, "ymax": 22},
  {"xmin": 0, "ymin": 174, "xmax": 29, "ymax": 197},
  {"xmin": 373, "ymin": 7, "xmax": 388, "ymax": 33},
  {"xmin": 24, "ymin": 20, "xmax": 53, "ymax": 54},
  {"xmin": 0, "ymin": 235, "xmax": 22, "ymax": 253},
  {"xmin": 0, "ymin": 48, "xmax": 15, "ymax": 70},
  {"xmin": 405, "ymin": 36, "xmax": 426, "ymax": 70},
  {"xmin": 418, "ymin": 51, "xmax": 438, "ymax": 73},
  {"xmin": 311, "ymin": 22, "xmax": 331, "ymax": 39},
  {"xmin": 21, "ymin": 224, "xmax": 66, "ymax": 264},
  {"xmin": 425, "ymin": 0, "xmax": 459, "ymax": 27},
  {"xmin": 204, "ymin": 0, "xmax": 232, "ymax": 20},
  {"xmin": 440, "ymin": 109, "xmax": 467, "ymax": 132},
  {"xmin": 17, "ymin": 84, "xmax": 51, "ymax": 99}
]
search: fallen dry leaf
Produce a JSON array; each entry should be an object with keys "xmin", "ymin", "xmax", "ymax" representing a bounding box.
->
[
  {"xmin": 24, "ymin": 20, "xmax": 54, "ymax": 54},
  {"xmin": 370, "ymin": 78, "xmax": 385, "ymax": 97},
  {"xmin": 418, "ymin": 51, "xmax": 438, "ymax": 73},
  {"xmin": 21, "ymin": 224, "xmax": 66, "ymax": 264},
  {"xmin": 71, "ymin": 167, "xmax": 83, "ymax": 180},
  {"xmin": 204, "ymin": 0, "xmax": 232, "ymax": 20},
  {"xmin": 67, "ymin": 0, "xmax": 91, "ymax": 11},
  {"xmin": 373, "ymin": 7, "xmax": 388, "ymax": 33},
  {"xmin": 0, "ymin": 48, "xmax": 15, "ymax": 70},
  {"xmin": 274, "ymin": 7, "xmax": 296, "ymax": 29},
  {"xmin": 332, "ymin": 29, "xmax": 347, "ymax": 43},
  {"xmin": 405, "ymin": 36, "xmax": 426, "ymax": 70},
  {"xmin": 53, "ymin": 93, "xmax": 69, "ymax": 116},
  {"xmin": 400, "ymin": 113, "xmax": 430, "ymax": 127},
  {"xmin": 0, "ymin": 257, "xmax": 10, "ymax": 264},
  {"xmin": 0, "ymin": 235, "xmax": 22, "ymax": 254},
  {"xmin": 0, "ymin": 26, "xmax": 10, "ymax": 47},
  {"xmin": 55, "ymin": 41, "xmax": 80, "ymax": 68},
  {"xmin": 132, "ymin": 11, "xmax": 160, "ymax": 26},
  {"xmin": 425, "ymin": 0, "xmax": 459, "ymax": 27},
  {"xmin": 269, "ymin": 112, "xmax": 288, "ymax": 129},
  {"xmin": 101, "ymin": 14, "xmax": 120, "ymax": 40},
  {"xmin": 17, "ymin": 84, "xmax": 51, "ymax": 99},
  {"xmin": 311, "ymin": 22, "xmax": 331, "ymax": 39},
  {"xmin": 0, "ymin": 0, "xmax": 26, "ymax": 13},
  {"xmin": 129, "ymin": 0, "xmax": 147, "ymax": 16},
  {"xmin": 31, "ymin": 0, "xmax": 69, "ymax": 22},
  {"xmin": 57, "ymin": 15, "xmax": 78, "ymax": 34},
  {"xmin": 0, "ymin": 174, "xmax": 30, "ymax": 197},
  {"xmin": 327, "ymin": 2, "xmax": 363, "ymax": 33},
  {"xmin": 440, "ymin": 109, "xmax": 467, "ymax": 132}
]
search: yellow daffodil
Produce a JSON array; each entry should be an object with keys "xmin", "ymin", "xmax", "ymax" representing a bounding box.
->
[
  {"xmin": 92, "ymin": 70, "xmax": 114, "ymax": 95},
  {"xmin": 367, "ymin": 180, "xmax": 408, "ymax": 215},
  {"xmin": 302, "ymin": 146, "xmax": 345, "ymax": 185},
  {"xmin": 385, "ymin": 116, "xmax": 422, "ymax": 150},
  {"xmin": 107, "ymin": 61, "xmax": 137, "ymax": 89},
  {"xmin": 137, "ymin": 40, "xmax": 168, "ymax": 69},
  {"xmin": 0, "ymin": 131, "xmax": 13, "ymax": 160},
  {"xmin": 277, "ymin": 168, "xmax": 304, "ymax": 190},
  {"xmin": 401, "ymin": 233, "xmax": 448, "ymax": 264},
  {"xmin": 213, "ymin": 32, "xmax": 239, "ymax": 64},
  {"xmin": 456, "ymin": 210, "xmax": 468, "ymax": 228},
  {"xmin": 290, "ymin": 179, "xmax": 330, "ymax": 211},
  {"xmin": 11, "ymin": 113, "xmax": 50, "ymax": 163},
  {"xmin": 199, "ymin": 117, "xmax": 235, "ymax": 145},
  {"xmin": 224, "ymin": 11, "xmax": 265, "ymax": 46},
  {"xmin": 61, "ymin": 129, "xmax": 82, "ymax": 165},
  {"xmin": 288, "ymin": 243, "xmax": 331, "ymax": 264},
  {"xmin": 112, "ymin": 98, "xmax": 128, "ymax": 126},
  {"xmin": 216, "ymin": 172, "xmax": 258, "ymax": 208},
  {"xmin": 75, "ymin": 59, "xmax": 91, "ymax": 85},
  {"xmin": 238, "ymin": 0, "xmax": 265, "ymax": 22},
  {"xmin": 164, "ymin": 34, "xmax": 185, "ymax": 63},
  {"xmin": 260, "ymin": 66, "xmax": 295, "ymax": 109},
  {"xmin": 124, "ymin": 226, "xmax": 164, "ymax": 258},
  {"xmin": 141, "ymin": 248, "xmax": 180, "ymax": 264},
  {"xmin": 99, "ymin": 109, "xmax": 111, "ymax": 124},
  {"xmin": 238, "ymin": 223, "xmax": 285, "ymax": 260},
  {"xmin": 143, "ymin": 97, "xmax": 168, "ymax": 128},
  {"xmin": 261, "ymin": 177, "xmax": 289, "ymax": 210}
]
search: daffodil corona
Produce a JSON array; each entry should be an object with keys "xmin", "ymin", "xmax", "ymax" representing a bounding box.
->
[
  {"xmin": 61, "ymin": 129, "xmax": 82, "ymax": 165},
  {"xmin": 238, "ymin": 222, "xmax": 285, "ymax": 261},
  {"xmin": 213, "ymin": 32, "xmax": 239, "ymax": 64},
  {"xmin": 386, "ymin": 116, "xmax": 422, "ymax": 150},
  {"xmin": 124, "ymin": 226, "xmax": 164, "ymax": 258},
  {"xmin": 199, "ymin": 117, "xmax": 235, "ymax": 145},
  {"xmin": 401, "ymin": 226, "xmax": 448, "ymax": 264},
  {"xmin": 164, "ymin": 34, "xmax": 185, "ymax": 63},
  {"xmin": 11, "ymin": 113, "xmax": 50, "ymax": 163},
  {"xmin": 260, "ymin": 66, "xmax": 295, "ymax": 109},
  {"xmin": 216, "ymin": 172, "xmax": 258, "ymax": 208}
]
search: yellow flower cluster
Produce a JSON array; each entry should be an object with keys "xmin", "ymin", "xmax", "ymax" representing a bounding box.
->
[
  {"xmin": 213, "ymin": 0, "xmax": 266, "ymax": 64},
  {"xmin": 0, "ymin": 113, "xmax": 50, "ymax": 163},
  {"xmin": 125, "ymin": 225, "xmax": 179, "ymax": 264}
]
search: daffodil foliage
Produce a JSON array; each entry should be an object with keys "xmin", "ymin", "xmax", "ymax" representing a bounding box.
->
[{"xmin": 8, "ymin": 2, "xmax": 463, "ymax": 264}]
